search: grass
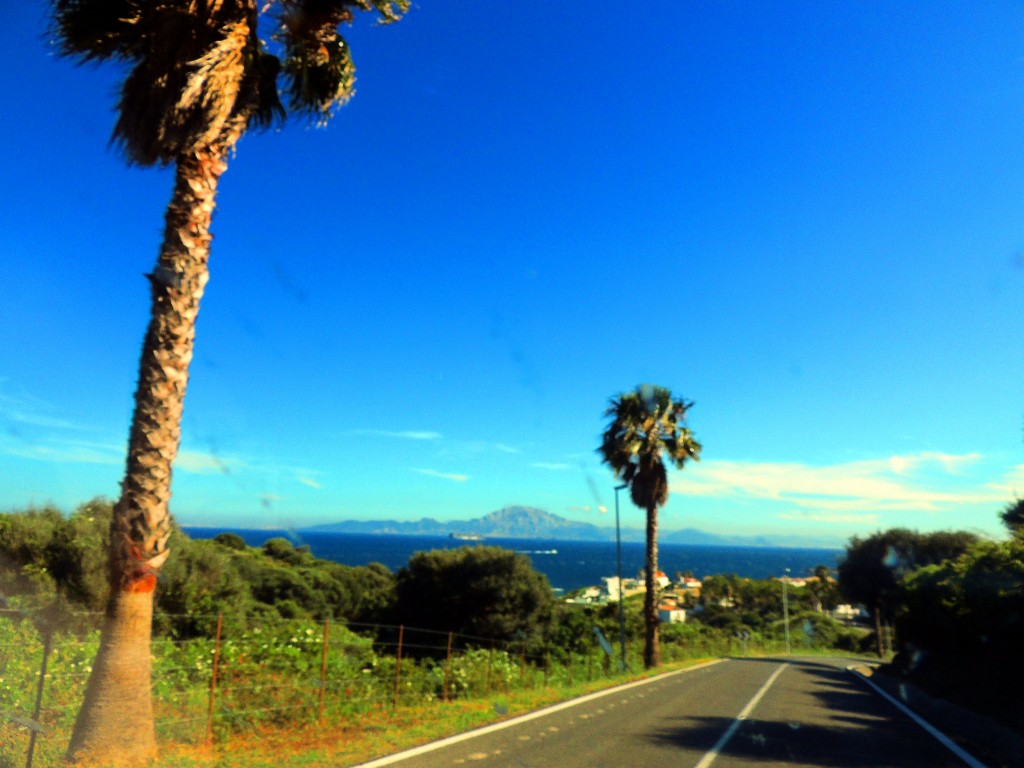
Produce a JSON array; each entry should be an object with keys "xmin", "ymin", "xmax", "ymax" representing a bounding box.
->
[{"xmin": 154, "ymin": 657, "xmax": 718, "ymax": 768}]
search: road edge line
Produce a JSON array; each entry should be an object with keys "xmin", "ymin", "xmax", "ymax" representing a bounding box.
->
[
  {"xmin": 348, "ymin": 658, "xmax": 725, "ymax": 768},
  {"xmin": 693, "ymin": 662, "xmax": 788, "ymax": 768},
  {"xmin": 845, "ymin": 665, "xmax": 988, "ymax": 768}
]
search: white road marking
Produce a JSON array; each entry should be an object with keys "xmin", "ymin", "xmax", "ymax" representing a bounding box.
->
[
  {"xmin": 847, "ymin": 667, "xmax": 988, "ymax": 768},
  {"xmin": 693, "ymin": 663, "xmax": 788, "ymax": 768},
  {"xmin": 348, "ymin": 659, "xmax": 724, "ymax": 768}
]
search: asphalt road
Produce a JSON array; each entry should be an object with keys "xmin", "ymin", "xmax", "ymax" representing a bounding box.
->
[{"xmin": 354, "ymin": 657, "xmax": 983, "ymax": 768}]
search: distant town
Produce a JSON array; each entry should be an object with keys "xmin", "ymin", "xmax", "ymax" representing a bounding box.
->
[{"xmin": 566, "ymin": 569, "xmax": 861, "ymax": 626}]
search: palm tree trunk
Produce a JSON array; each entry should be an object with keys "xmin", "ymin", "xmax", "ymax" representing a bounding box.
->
[
  {"xmin": 643, "ymin": 503, "xmax": 660, "ymax": 668},
  {"xmin": 68, "ymin": 145, "xmax": 227, "ymax": 764}
]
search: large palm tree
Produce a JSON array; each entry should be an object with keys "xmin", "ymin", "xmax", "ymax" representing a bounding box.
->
[
  {"xmin": 50, "ymin": 1, "xmax": 408, "ymax": 762},
  {"xmin": 599, "ymin": 385, "xmax": 701, "ymax": 668}
]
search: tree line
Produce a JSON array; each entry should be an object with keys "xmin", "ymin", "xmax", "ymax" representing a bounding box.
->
[
  {"xmin": 2, "ymin": 498, "xmax": 852, "ymax": 655},
  {"xmin": 8, "ymin": 495, "xmax": 1023, "ymax": 734},
  {"xmin": 835, "ymin": 501, "xmax": 1024, "ymax": 733}
]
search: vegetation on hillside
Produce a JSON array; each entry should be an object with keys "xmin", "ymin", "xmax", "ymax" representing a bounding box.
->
[
  {"xmin": 834, "ymin": 512, "xmax": 1024, "ymax": 733},
  {"xmin": 7, "ymin": 494, "xmax": 1024, "ymax": 760}
]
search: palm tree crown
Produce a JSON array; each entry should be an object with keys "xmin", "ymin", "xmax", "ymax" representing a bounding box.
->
[
  {"xmin": 599, "ymin": 384, "xmax": 702, "ymax": 507},
  {"xmin": 53, "ymin": 0, "xmax": 408, "ymax": 165}
]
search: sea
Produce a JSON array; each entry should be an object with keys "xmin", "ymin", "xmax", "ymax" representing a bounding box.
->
[{"xmin": 182, "ymin": 528, "xmax": 841, "ymax": 593}]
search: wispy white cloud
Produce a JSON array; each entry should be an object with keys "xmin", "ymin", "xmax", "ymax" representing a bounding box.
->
[
  {"xmin": 531, "ymin": 462, "xmax": 570, "ymax": 471},
  {"xmin": 566, "ymin": 505, "xmax": 593, "ymax": 512},
  {"xmin": 176, "ymin": 450, "xmax": 238, "ymax": 475},
  {"xmin": 777, "ymin": 511, "xmax": 881, "ymax": 525},
  {"xmin": 0, "ymin": 390, "xmax": 93, "ymax": 433},
  {"xmin": 297, "ymin": 477, "xmax": 322, "ymax": 489},
  {"xmin": 494, "ymin": 443, "xmax": 521, "ymax": 454},
  {"xmin": 670, "ymin": 452, "xmax": 1009, "ymax": 516},
  {"xmin": 413, "ymin": 468, "xmax": 469, "ymax": 483},
  {"xmin": 3, "ymin": 438, "xmax": 122, "ymax": 466},
  {"xmin": 351, "ymin": 429, "xmax": 442, "ymax": 441},
  {"xmin": 989, "ymin": 464, "xmax": 1024, "ymax": 497},
  {"xmin": 886, "ymin": 452, "xmax": 981, "ymax": 475}
]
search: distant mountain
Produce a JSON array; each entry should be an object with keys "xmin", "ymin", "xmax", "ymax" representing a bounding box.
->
[
  {"xmin": 304, "ymin": 507, "xmax": 842, "ymax": 549},
  {"xmin": 304, "ymin": 506, "xmax": 603, "ymax": 539}
]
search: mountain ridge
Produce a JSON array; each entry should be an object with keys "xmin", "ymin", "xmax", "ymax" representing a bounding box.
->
[{"xmin": 303, "ymin": 506, "xmax": 842, "ymax": 549}]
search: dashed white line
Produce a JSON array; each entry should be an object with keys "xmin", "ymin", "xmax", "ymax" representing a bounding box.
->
[{"xmin": 693, "ymin": 663, "xmax": 788, "ymax": 768}]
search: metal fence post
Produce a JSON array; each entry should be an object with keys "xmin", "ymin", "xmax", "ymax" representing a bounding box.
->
[
  {"xmin": 318, "ymin": 618, "xmax": 330, "ymax": 722},
  {"xmin": 443, "ymin": 631, "xmax": 453, "ymax": 703},
  {"xmin": 24, "ymin": 630, "xmax": 52, "ymax": 768},
  {"xmin": 206, "ymin": 613, "xmax": 223, "ymax": 745},
  {"xmin": 519, "ymin": 640, "xmax": 527, "ymax": 688}
]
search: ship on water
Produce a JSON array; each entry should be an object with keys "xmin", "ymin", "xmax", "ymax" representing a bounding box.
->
[{"xmin": 449, "ymin": 532, "xmax": 484, "ymax": 541}]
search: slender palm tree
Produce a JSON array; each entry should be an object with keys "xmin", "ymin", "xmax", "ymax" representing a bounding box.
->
[
  {"xmin": 599, "ymin": 385, "xmax": 701, "ymax": 668},
  {"xmin": 50, "ymin": 1, "xmax": 408, "ymax": 762}
]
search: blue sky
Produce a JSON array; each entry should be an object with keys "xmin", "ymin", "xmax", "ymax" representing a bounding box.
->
[{"xmin": 2, "ymin": 2, "xmax": 1023, "ymax": 544}]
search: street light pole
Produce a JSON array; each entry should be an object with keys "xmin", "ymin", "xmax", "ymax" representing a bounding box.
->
[
  {"xmin": 782, "ymin": 567, "xmax": 791, "ymax": 655},
  {"xmin": 614, "ymin": 483, "xmax": 628, "ymax": 670}
]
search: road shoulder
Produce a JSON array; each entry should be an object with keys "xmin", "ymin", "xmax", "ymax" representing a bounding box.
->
[{"xmin": 848, "ymin": 664, "xmax": 1021, "ymax": 768}]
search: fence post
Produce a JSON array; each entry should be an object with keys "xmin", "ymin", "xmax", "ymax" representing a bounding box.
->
[
  {"xmin": 519, "ymin": 640, "xmax": 526, "ymax": 689},
  {"xmin": 393, "ymin": 625, "xmax": 404, "ymax": 709},
  {"xmin": 318, "ymin": 618, "xmax": 330, "ymax": 722},
  {"xmin": 206, "ymin": 613, "xmax": 223, "ymax": 745},
  {"xmin": 24, "ymin": 630, "xmax": 52, "ymax": 768},
  {"xmin": 443, "ymin": 632, "xmax": 453, "ymax": 702},
  {"xmin": 484, "ymin": 643, "xmax": 494, "ymax": 693}
]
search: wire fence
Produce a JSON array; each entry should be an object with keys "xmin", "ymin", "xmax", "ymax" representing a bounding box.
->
[{"xmin": 0, "ymin": 610, "xmax": 763, "ymax": 768}]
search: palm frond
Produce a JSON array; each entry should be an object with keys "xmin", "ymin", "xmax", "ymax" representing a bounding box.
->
[
  {"xmin": 113, "ymin": 2, "xmax": 258, "ymax": 165},
  {"xmin": 51, "ymin": 0, "xmax": 144, "ymax": 61},
  {"xmin": 276, "ymin": 0, "xmax": 408, "ymax": 123},
  {"xmin": 55, "ymin": 0, "xmax": 408, "ymax": 162},
  {"xmin": 362, "ymin": 0, "xmax": 410, "ymax": 24},
  {"xmin": 597, "ymin": 384, "xmax": 701, "ymax": 509},
  {"xmin": 241, "ymin": 51, "xmax": 287, "ymax": 130}
]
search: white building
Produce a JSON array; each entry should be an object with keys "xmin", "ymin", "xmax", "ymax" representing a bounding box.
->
[{"xmin": 658, "ymin": 606, "xmax": 687, "ymax": 624}]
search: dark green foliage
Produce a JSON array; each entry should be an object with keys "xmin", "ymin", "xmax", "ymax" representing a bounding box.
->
[
  {"xmin": 154, "ymin": 529, "xmax": 254, "ymax": 637},
  {"xmin": 213, "ymin": 532, "xmax": 247, "ymax": 550},
  {"xmin": 808, "ymin": 564, "xmax": 839, "ymax": 611},
  {"xmin": 262, "ymin": 537, "xmax": 310, "ymax": 565},
  {"xmin": 837, "ymin": 528, "xmax": 978, "ymax": 621},
  {"xmin": 0, "ymin": 503, "xmax": 395, "ymax": 634},
  {"xmin": 0, "ymin": 499, "xmax": 111, "ymax": 627},
  {"xmin": 392, "ymin": 546, "xmax": 554, "ymax": 647},
  {"xmin": 547, "ymin": 604, "xmax": 600, "ymax": 659},
  {"xmin": 1000, "ymin": 497, "xmax": 1024, "ymax": 537},
  {"xmin": 895, "ymin": 538, "xmax": 1024, "ymax": 730}
]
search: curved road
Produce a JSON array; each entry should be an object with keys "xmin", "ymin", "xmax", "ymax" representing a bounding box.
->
[{"xmin": 353, "ymin": 657, "xmax": 983, "ymax": 768}]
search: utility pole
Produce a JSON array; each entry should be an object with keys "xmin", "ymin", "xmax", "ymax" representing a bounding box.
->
[
  {"xmin": 614, "ymin": 483, "xmax": 628, "ymax": 670},
  {"xmin": 782, "ymin": 567, "xmax": 791, "ymax": 654}
]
